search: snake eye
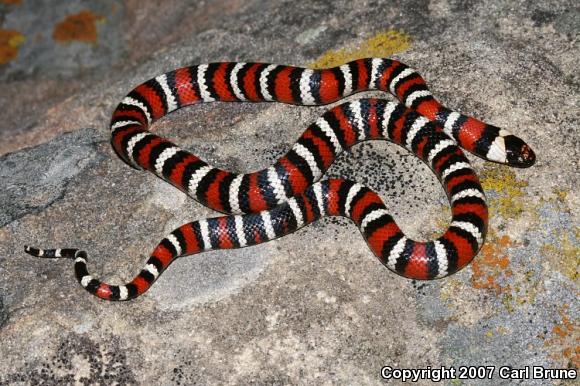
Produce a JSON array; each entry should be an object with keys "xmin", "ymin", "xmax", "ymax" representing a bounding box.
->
[{"xmin": 504, "ymin": 135, "xmax": 536, "ymax": 168}]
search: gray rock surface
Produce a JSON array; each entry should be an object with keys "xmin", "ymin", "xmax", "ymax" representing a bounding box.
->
[{"xmin": 1, "ymin": 0, "xmax": 578, "ymax": 384}]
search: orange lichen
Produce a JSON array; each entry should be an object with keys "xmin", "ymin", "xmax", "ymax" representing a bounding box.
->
[
  {"xmin": 470, "ymin": 235, "xmax": 514, "ymax": 295},
  {"xmin": 0, "ymin": 0, "xmax": 21, "ymax": 4},
  {"xmin": 0, "ymin": 29, "xmax": 24, "ymax": 64},
  {"xmin": 541, "ymin": 305, "xmax": 580, "ymax": 368},
  {"xmin": 53, "ymin": 10, "xmax": 103, "ymax": 44}
]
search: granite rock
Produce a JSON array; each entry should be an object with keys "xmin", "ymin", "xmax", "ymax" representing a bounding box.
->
[{"xmin": 1, "ymin": 0, "xmax": 578, "ymax": 384}]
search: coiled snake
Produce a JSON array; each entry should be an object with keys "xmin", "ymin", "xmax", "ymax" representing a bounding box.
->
[{"xmin": 25, "ymin": 58, "xmax": 535, "ymax": 301}]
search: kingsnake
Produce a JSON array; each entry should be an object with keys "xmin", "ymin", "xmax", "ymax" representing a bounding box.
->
[{"xmin": 25, "ymin": 58, "xmax": 535, "ymax": 301}]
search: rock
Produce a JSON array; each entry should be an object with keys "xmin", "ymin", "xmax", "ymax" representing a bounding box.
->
[{"xmin": 1, "ymin": 0, "xmax": 578, "ymax": 384}]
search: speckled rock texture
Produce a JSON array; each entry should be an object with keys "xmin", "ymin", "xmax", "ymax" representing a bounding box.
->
[{"xmin": 1, "ymin": 0, "xmax": 578, "ymax": 384}]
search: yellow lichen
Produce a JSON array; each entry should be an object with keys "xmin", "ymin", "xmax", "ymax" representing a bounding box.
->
[
  {"xmin": 439, "ymin": 277, "xmax": 461, "ymax": 302},
  {"xmin": 480, "ymin": 165, "xmax": 529, "ymax": 218},
  {"xmin": 552, "ymin": 187, "xmax": 568, "ymax": 202},
  {"xmin": 0, "ymin": 29, "xmax": 24, "ymax": 64},
  {"xmin": 532, "ymin": 187, "xmax": 579, "ymax": 282},
  {"xmin": 309, "ymin": 30, "xmax": 412, "ymax": 69},
  {"xmin": 511, "ymin": 269, "xmax": 541, "ymax": 307},
  {"xmin": 541, "ymin": 232, "xmax": 580, "ymax": 283}
]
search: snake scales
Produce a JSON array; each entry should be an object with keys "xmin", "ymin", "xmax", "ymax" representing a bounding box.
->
[{"xmin": 25, "ymin": 58, "xmax": 535, "ymax": 301}]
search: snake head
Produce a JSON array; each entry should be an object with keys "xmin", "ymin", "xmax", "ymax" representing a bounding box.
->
[
  {"xmin": 485, "ymin": 127, "xmax": 536, "ymax": 168},
  {"xmin": 504, "ymin": 135, "xmax": 536, "ymax": 168}
]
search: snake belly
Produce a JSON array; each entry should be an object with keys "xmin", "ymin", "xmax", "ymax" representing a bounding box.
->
[{"xmin": 25, "ymin": 58, "xmax": 535, "ymax": 301}]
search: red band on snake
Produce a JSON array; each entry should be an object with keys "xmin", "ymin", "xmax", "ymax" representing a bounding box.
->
[{"xmin": 25, "ymin": 58, "xmax": 535, "ymax": 301}]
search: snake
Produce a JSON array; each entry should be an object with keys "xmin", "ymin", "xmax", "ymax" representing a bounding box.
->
[{"xmin": 25, "ymin": 58, "xmax": 535, "ymax": 301}]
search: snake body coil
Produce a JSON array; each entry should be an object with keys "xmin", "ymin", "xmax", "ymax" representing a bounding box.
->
[{"xmin": 25, "ymin": 58, "xmax": 535, "ymax": 301}]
